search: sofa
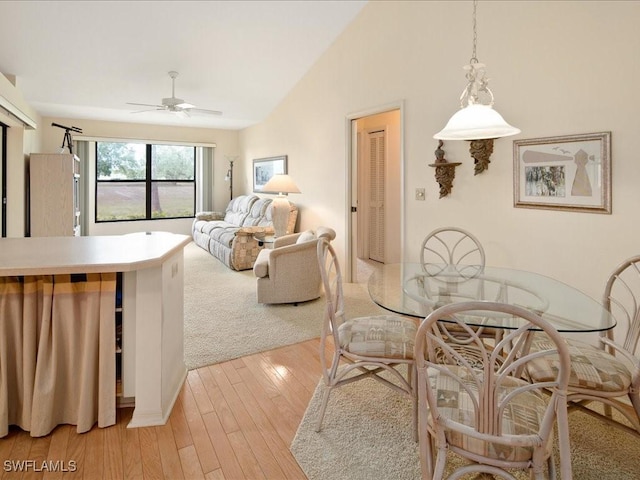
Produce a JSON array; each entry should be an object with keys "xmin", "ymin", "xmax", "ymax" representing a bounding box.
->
[
  {"xmin": 253, "ymin": 227, "xmax": 336, "ymax": 304},
  {"xmin": 192, "ymin": 194, "xmax": 298, "ymax": 271}
]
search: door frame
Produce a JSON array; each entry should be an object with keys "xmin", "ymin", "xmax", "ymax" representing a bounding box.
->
[
  {"xmin": 344, "ymin": 100, "xmax": 405, "ymax": 282},
  {"xmin": 1, "ymin": 123, "xmax": 6, "ymax": 237}
]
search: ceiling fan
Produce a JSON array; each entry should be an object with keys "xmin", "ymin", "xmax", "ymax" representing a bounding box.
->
[{"xmin": 127, "ymin": 71, "xmax": 222, "ymax": 117}]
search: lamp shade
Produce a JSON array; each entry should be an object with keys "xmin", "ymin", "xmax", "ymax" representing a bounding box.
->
[
  {"xmin": 262, "ymin": 174, "xmax": 301, "ymax": 194},
  {"xmin": 434, "ymin": 104, "xmax": 521, "ymax": 141}
]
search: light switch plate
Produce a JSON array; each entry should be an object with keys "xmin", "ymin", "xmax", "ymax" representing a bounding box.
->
[{"xmin": 415, "ymin": 188, "xmax": 425, "ymax": 200}]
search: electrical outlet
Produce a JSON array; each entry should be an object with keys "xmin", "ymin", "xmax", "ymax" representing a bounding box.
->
[{"xmin": 415, "ymin": 188, "xmax": 426, "ymax": 201}]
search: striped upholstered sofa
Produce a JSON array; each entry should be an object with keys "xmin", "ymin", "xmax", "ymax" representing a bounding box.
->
[{"xmin": 192, "ymin": 194, "xmax": 298, "ymax": 271}]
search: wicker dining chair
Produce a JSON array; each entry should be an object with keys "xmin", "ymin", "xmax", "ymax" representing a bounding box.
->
[
  {"xmin": 527, "ymin": 254, "xmax": 640, "ymax": 435},
  {"xmin": 415, "ymin": 301, "xmax": 572, "ymax": 480},
  {"xmin": 420, "ymin": 226, "xmax": 486, "ymax": 278},
  {"xmin": 315, "ymin": 238, "xmax": 417, "ymax": 436},
  {"xmin": 419, "ymin": 226, "xmax": 504, "ymax": 345}
]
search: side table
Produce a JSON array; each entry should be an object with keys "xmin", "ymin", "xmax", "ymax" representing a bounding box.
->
[{"xmin": 254, "ymin": 234, "xmax": 276, "ymax": 249}]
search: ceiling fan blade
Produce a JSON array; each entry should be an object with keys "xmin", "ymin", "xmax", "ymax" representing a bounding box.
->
[
  {"xmin": 131, "ymin": 108, "xmax": 167, "ymax": 114},
  {"xmin": 187, "ymin": 107, "xmax": 223, "ymax": 116},
  {"xmin": 127, "ymin": 102, "xmax": 165, "ymax": 108},
  {"xmin": 127, "ymin": 73, "xmax": 222, "ymax": 118}
]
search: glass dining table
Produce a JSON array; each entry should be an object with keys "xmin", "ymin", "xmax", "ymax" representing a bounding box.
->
[{"xmin": 368, "ymin": 263, "xmax": 616, "ymax": 333}]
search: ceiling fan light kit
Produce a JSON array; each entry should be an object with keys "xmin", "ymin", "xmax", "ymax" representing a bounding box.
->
[{"xmin": 127, "ymin": 71, "xmax": 222, "ymax": 117}]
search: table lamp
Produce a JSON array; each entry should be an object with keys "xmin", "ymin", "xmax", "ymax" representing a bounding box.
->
[{"xmin": 262, "ymin": 174, "xmax": 301, "ymax": 237}]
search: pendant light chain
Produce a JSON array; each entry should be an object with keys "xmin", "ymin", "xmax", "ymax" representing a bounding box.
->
[
  {"xmin": 470, "ymin": 0, "xmax": 478, "ymax": 64},
  {"xmin": 464, "ymin": 0, "xmax": 483, "ymax": 106}
]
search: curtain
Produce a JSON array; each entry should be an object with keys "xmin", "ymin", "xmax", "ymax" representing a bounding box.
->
[
  {"xmin": 74, "ymin": 140, "xmax": 91, "ymax": 236},
  {"xmin": 200, "ymin": 146, "xmax": 214, "ymax": 212},
  {"xmin": 0, "ymin": 273, "xmax": 116, "ymax": 438},
  {"xmin": 0, "ymin": 276, "xmax": 36, "ymax": 437}
]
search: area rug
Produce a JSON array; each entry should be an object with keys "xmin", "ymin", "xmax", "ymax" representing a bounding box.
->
[
  {"xmin": 183, "ymin": 241, "xmax": 388, "ymax": 370},
  {"xmin": 291, "ymin": 377, "xmax": 640, "ymax": 480}
]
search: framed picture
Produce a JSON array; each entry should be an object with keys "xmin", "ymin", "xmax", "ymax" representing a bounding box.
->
[
  {"xmin": 253, "ymin": 155, "xmax": 287, "ymax": 193},
  {"xmin": 513, "ymin": 132, "xmax": 611, "ymax": 214}
]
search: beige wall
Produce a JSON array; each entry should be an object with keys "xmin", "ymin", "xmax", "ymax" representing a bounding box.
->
[{"xmin": 239, "ymin": 0, "xmax": 640, "ymax": 299}]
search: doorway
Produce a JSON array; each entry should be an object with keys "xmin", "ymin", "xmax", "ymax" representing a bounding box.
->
[{"xmin": 347, "ymin": 105, "xmax": 403, "ymax": 283}]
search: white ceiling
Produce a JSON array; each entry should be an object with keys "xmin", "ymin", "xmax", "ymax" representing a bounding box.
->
[{"xmin": 0, "ymin": 1, "xmax": 367, "ymax": 130}]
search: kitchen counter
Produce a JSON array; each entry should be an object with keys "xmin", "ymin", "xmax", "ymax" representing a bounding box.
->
[{"xmin": 0, "ymin": 232, "xmax": 192, "ymax": 429}]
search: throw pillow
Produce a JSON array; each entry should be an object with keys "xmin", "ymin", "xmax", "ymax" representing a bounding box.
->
[{"xmin": 296, "ymin": 230, "xmax": 316, "ymax": 244}]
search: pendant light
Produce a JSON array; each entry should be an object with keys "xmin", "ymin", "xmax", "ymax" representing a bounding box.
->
[{"xmin": 434, "ymin": 1, "xmax": 520, "ymax": 173}]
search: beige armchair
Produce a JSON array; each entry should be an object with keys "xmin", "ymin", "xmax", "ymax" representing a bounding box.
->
[{"xmin": 253, "ymin": 226, "xmax": 336, "ymax": 304}]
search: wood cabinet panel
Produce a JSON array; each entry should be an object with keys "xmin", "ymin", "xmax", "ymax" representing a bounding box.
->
[{"xmin": 30, "ymin": 153, "xmax": 80, "ymax": 236}]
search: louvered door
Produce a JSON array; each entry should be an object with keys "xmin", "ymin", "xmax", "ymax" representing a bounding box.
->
[{"xmin": 367, "ymin": 131, "xmax": 385, "ymax": 262}]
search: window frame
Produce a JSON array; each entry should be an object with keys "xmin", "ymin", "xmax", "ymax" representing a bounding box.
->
[{"xmin": 94, "ymin": 141, "xmax": 197, "ymax": 223}]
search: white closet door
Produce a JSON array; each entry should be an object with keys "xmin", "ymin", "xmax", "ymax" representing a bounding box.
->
[{"xmin": 367, "ymin": 131, "xmax": 385, "ymax": 263}]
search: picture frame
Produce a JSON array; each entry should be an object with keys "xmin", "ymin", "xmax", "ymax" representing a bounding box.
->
[
  {"xmin": 253, "ymin": 155, "xmax": 287, "ymax": 193},
  {"xmin": 513, "ymin": 132, "xmax": 611, "ymax": 214}
]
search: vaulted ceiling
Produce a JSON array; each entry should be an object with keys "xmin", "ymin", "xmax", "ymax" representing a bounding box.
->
[{"xmin": 0, "ymin": 1, "xmax": 367, "ymax": 130}]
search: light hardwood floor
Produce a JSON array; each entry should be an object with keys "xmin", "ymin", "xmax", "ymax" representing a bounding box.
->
[{"xmin": 0, "ymin": 339, "xmax": 326, "ymax": 480}]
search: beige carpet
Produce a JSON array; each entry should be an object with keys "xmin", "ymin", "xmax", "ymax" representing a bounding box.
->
[
  {"xmin": 183, "ymin": 241, "xmax": 389, "ymax": 370},
  {"xmin": 291, "ymin": 377, "xmax": 640, "ymax": 480}
]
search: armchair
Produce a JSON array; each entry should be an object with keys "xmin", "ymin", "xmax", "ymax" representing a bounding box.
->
[{"xmin": 253, "ymin": 226, "xmax": 336, "ymax": 304}]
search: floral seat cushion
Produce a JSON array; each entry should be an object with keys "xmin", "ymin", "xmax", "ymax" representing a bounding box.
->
[
  {"xmin": 337, "ymin": 315, "xmax": 416, "ymax": 359},
  {"xmin": 427, "ymin": 366, "xmax": 550, "ymax": 462},
  {"xmin": 528, "ymin": 334, "xmax": 631, "ymax": 392}
]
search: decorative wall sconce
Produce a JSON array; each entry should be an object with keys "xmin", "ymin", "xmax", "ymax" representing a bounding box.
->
[
  {"xmin": 429, "ymin": 140, "xmax": 461, "ymax": 198},
  {"xmin": 433, "ymin": 0, "xmax": 520, "ymax": 174},
  {"xmin": 469, "ymin": 138, "xmax": 493, "ymax": 175}
]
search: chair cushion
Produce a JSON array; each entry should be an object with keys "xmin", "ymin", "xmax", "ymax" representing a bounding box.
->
[
  {"xmin": 428, "ymin": 366, "xmax": 550, "ymax": 462},
  {"xmin": 528, "ymin": 334, "xmax": 632, "ymax": 392},
  {"xmin": 202, "ymin": 224, "xmax": 239, "ymax": 248},
  {"xmin": 296, "ymin": 230, "xmax": 316, "ymax": 244},
  {"xmin": 337, "ymin": 315, "xmax": 416, "ymax": 359},
  {"xmin": 241, "ymin": 198, "xmax": 272, "ymax": 227},
  {"xmin": 224, "ymin": 195, "xmax": 257, "ymax": 225},
  {"xmin": 257, "ymin": 201, "xmax": 275, "ymax": 227}
]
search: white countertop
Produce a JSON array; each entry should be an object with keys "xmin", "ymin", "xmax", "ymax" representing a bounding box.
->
[{"xmin": 0, "ymin": 233, "xmax": 192, "ymax": 275}]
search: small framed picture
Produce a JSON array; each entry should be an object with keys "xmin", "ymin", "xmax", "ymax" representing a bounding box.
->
[
  {"xmin": 513, "ymin": 132, "xmax": 611, "ymax": 214},
  {"xmin": 253, "ymin": 155, "xmax": 287, "ymax": 193}
]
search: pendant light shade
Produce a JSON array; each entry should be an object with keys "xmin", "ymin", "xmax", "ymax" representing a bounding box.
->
[
  {"xmin": 434, "ymin": 104, "xmax": 520, "ymax": 140},
  {"xmin": 434, "ymin": 1, "xmax": 519, "ymax": 141}
]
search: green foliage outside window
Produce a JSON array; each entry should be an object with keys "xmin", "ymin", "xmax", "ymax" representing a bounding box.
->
[{"xmin": 96, "ymin": 141, "xmax": 196, "ymax": 222}]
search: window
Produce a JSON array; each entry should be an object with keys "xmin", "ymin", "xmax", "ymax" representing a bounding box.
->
[{"xmin": 96, "ymin": 142, "xmax": 196, "ymax": 222}]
